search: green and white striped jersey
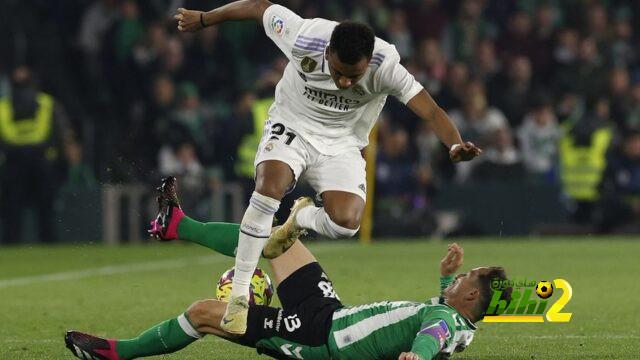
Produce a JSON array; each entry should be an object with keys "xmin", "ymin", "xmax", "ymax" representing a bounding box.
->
[{"xmin": 326, "ymin": 277, "xmax": 477, "ymax": 360}]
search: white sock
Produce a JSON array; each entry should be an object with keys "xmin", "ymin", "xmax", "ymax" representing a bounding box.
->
[
  {"xmin": 230, "ymin": 192, "xmax": 280, "ymax": 299},
  {"xmin": 177, "ymin": 313, "xmax": 203, "ymax": 339},
  {"xmin": 296, "ymin": 206, "xmax": 359, "ymax": 239}
]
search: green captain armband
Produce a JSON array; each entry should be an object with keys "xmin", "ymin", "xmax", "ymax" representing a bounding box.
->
[{"xmin": 440, "ymin": 275, "xmax": 454, "ymax": 292}]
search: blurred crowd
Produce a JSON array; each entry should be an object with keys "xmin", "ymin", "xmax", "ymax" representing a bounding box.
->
[{"xmin": 2, "ymin": 0, "xmax": 640, "ymax": 243}]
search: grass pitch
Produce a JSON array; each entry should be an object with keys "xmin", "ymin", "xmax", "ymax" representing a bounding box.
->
[{"xmin": 1, "ymin": 238, "xmax": 638, "ymax": 359}]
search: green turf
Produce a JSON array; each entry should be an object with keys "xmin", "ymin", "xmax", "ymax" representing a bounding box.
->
[{"xmin": 1, "ymin": 238, "xmax": 639, "ymax": 359}]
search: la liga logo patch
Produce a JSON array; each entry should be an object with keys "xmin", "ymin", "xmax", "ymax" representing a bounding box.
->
[
  {"xmin": 419, "ymin": 320, "xmax": 450, "ymax": 348},
  {"xmin": 271, "ymin": 15, "xmax": 285, "ymax": 35}
]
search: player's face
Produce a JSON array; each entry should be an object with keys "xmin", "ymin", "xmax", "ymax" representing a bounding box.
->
[
  {"xmin": 444, "ymin": 267, "xmax": 491, "ymax": 300},
  {"xmin": 326, "ymin": 48, "xmax": 369, "ymax": 89}
]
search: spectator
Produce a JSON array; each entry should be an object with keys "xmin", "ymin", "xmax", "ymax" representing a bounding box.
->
[
  {"xmin": 77, "ymin": 0, "xmax": 120, "ymax": 104},
  {"xmin": 608, "ymin": 67, "xmax": 632, "ymax": 128},
  {"xmin": 158, "ymin": 141, "xmax": 206, "ymax": 217},
  {"xmin": 435, "ymin": 61, "xmax": 469, "ymax": 110},
  {"xmin": 495, "ymin": 11, "xmax": 536, "ymax": 61},
  {"xmin": 181, "ymin": 26, "xmax": 237, "ymax": 101},
  {"xmin": 113, "ymin": 0, "xmax": 143, "ymax": 63},
  {"xmin": 164, "ymin": 81, "xmax": 216, "ymax": 163},
  {"xmin": 598, "ymin": 131, "xmax": 640, "ymax": 233},
  {"xmin": 583, "ymin": 3, "xmax": 608, "ymax": 45},
  {"xmin": 405, "ymin": 0, "xmax": 448, "ymax": 40},
  {"xmin": 492, "ymin": 55, "xmax": 536, "ymax": 127},
  {"xmin": 531, "ymin": 2, "xmax": 558, "ymax": 81},
  {"xmin": 471, "ymin": 127, "xmax": 526, "ymax": 183},
  {"xmin": 374, "ymin": 122, "xmax": 435, "ymax": 237},
  {"xmin": 626, "ymin": 82, "xmax": 640, "ymax": 131},
  {"xmin": 607, "ymin": 8, "xmax": 635, "ymax": 67},
  {"xmin": 441, "ymin": 0, "xmax": 496, "ymax": 61},
  {"xmin": 415, "ymin": 39, "xmax": 447, "ymax": 96},
  {"xmin": 559, "ymin": 96, "xmax": 615, "ymax": 224},
  {"xmin": 254, "ymin": 56, "xmax": 288, "ymax": 97},
  {"xmin": 555, "ymin": 37, "xmax": 607, "ymax": 100},
  {"xmin": 553, "ymin": 28, "xmax": 579, "ymax": 68},
  {"xmin": 472, "ymin": 39, "xmax": 501, "ymax": 86},
  {"xmin": 517, "ymin": 96, "xmax": 561, "ymax": 181},
  {"xmin": 351, "ymin": 0, "xmax": 390, "ymax": 36},
  {"xmin": 449, "ymin": 79, "xmax": 508, "ymax": 146},
  {"xmin": 0, "ymin": 66, "xmax": 69, "ymax": 244},
  {"xmin": 63, "ymin": 138, "xmax": 97, "ymax": 190},
  {"xmin": 218, "ymin": 91, "xmax": 257, "ymax": 180},
  {"xmin": 386, "ymin": 9, "xmax": 413, "ymax": 59}
]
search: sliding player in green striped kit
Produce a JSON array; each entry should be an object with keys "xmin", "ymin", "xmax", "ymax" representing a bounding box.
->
[{"xmin": 65, "ymin": 178, "xmax": 511, "ymax": 360}]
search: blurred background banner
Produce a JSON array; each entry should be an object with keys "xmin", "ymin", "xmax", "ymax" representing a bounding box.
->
[{"xmin": 2, "ymin": 0, "xmax": 640, "ymax": 244}]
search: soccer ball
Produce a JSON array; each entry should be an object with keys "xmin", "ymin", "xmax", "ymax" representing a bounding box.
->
[
  {"xmin": 535, "ymin": 281, "xmax": 553, "ymax": 299},
  {"xmin": 216, "ymin": 267, "xmax": 274, "ymax": 306}
]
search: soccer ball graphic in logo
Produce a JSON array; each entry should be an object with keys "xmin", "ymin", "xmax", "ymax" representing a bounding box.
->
[
  {"xmin": 536, "ymin": 281, "xmax": 553, "ymax": 299},
  {"xmin": 216, "ymin": 267, "xmax": 274, "ymax": 306}
]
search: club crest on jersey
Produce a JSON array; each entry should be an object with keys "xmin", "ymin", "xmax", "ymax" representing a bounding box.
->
[
  {"xmin": 270, "ymin": 15, "xmax": 285, "ymax": 35},
  {"xmin": 264, "ymin": 142, "xmax": 275, "ymax": 152},
  {"xmin": 301, "ymin": 57, "xmax": 317, "ymax": 73},
  {"xmin": 352, "ymin": 84, "xmax": 365, "ymax": 96}
]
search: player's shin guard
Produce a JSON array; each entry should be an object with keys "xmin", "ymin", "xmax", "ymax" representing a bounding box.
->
[
  {"xmin": 297, "ymin": 206, "xmax": 359, "ymax": 239},
  {"xmin": 231, "ymin": 192, "xmax": 280, "ymax": 299}
]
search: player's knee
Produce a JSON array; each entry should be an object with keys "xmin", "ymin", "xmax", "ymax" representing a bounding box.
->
[
  {"xmin": 255, "ymin": 161, "xmax": 295, "ymax": 200},
  {"xmin": 254, "ymin": 184, "xmax": 285, "ymax": 200},
  {"xmin": 186, "ymin": 299, "xmax": 218, "ymax": 327},
  {"xmin": 326, "ymin": 206, "xmax": 362, "ymax": 231},
  {"xmin": 254, "ymin": 177, "xmax": 290, "ymax": 200}
]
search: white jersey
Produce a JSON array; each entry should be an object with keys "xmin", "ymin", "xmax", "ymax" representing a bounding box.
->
[{"xmin": 262, "ymin": 4, "xmax": 424, "ymax": 156}]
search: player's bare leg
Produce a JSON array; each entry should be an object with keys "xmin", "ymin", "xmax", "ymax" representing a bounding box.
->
[
  {"xmin": 221, "ymin": 160, "xmax": 294, "ymax": 334},
  {"xmin": 320, "ymin": 191, "xmax": 365, "ymax": 231},
  {"xmin": 268, "ymin": 239, "xmax": 318, "ymax": 284}
]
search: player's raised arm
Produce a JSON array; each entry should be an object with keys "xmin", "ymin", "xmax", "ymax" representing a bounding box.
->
[
  {"xmin": 407, "ymin": 90, "xmax": 482, "ymax": 162},
  {"xmin": 440, "ymin": 243, "xmax": 464, "ymax": 277},
  {"xmin": 175, "ymin": 0, "xmax": 273, "ymax": 32}
]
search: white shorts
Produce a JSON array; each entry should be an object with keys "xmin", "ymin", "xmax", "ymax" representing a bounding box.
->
[{"xmin": 254, "ymin": 125, "xmax": 367, "ymax": 201}]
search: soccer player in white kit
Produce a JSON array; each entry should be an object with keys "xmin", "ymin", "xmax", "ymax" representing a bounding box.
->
[{"xmin": 175, "ymin": 0, "xmax": 482, "ymax": 334}]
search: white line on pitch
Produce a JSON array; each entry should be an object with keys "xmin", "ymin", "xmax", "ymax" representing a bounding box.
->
[
  {"xmin": 0, "ymin": 242, "xmax": 353, "ymax": 290},
  {"xmin": 0, "ymin": 255, "xmax": 225, "ymax": 289},
  {"xmin": 483, "ymin": 334, "xmax": 640, "ymax": 339}
]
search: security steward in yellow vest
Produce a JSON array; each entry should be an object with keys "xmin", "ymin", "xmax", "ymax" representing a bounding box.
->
[
  {"xmin": 559, "ymin": 99, "xmax": 614, "ymax": 223},
  {"xmin": 0, "ymin": 67, "xmax": 65, "ymax": 244}
]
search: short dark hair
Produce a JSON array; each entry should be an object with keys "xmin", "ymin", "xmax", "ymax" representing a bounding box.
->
[
  {"xmin": 329, "ymin": 21, "xmax": 375, "ymax": 65},
  {"xmin": 476, "ymin": 266, "xmax": 511, "ymax": 321}
]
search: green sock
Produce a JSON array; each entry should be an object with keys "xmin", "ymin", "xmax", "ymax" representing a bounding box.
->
[
  {"xmin": 177, "ymin": 216, "xmax": 240, "ymax": 257},
  {"xmin": 116, "ymin": 314, "xmax": 200, "ymax": 359}
]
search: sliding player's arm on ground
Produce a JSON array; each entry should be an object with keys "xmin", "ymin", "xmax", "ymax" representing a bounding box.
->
[
  {"xmin": 407, "ymin": 311, "xmax": 457, "ymax": 360},
  {"xmin": 439, "ymin": 243, "xmax": 463, "ymax": 293},
  {"xmin": 175, "ymin": 0, "xmax": 273, "ymax": 32}
]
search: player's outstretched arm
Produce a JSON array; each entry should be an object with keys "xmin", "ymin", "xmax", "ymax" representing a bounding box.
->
[
  {"xmin": 406, "ymin": 90, "xmax": 482, "ymax": 162},
  {"xmin": 175, "ymin": 0, "xmax": 272, "ymax": 32}
]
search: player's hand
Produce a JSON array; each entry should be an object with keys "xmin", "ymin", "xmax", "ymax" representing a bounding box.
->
[
  {"xmin": 398, "ymin": 352, "xmax": 422, "ymax": 360},
  {"xmin": 449, "ymin": 141, "xmax": 481, "ymax": 162},
  {"xmin": 440, "ymin": 243, "xmax": 464, "ymax": 277},
  {"xmin": 175, "ymin": 8, "xmax": 207, "ymax": 32}
]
